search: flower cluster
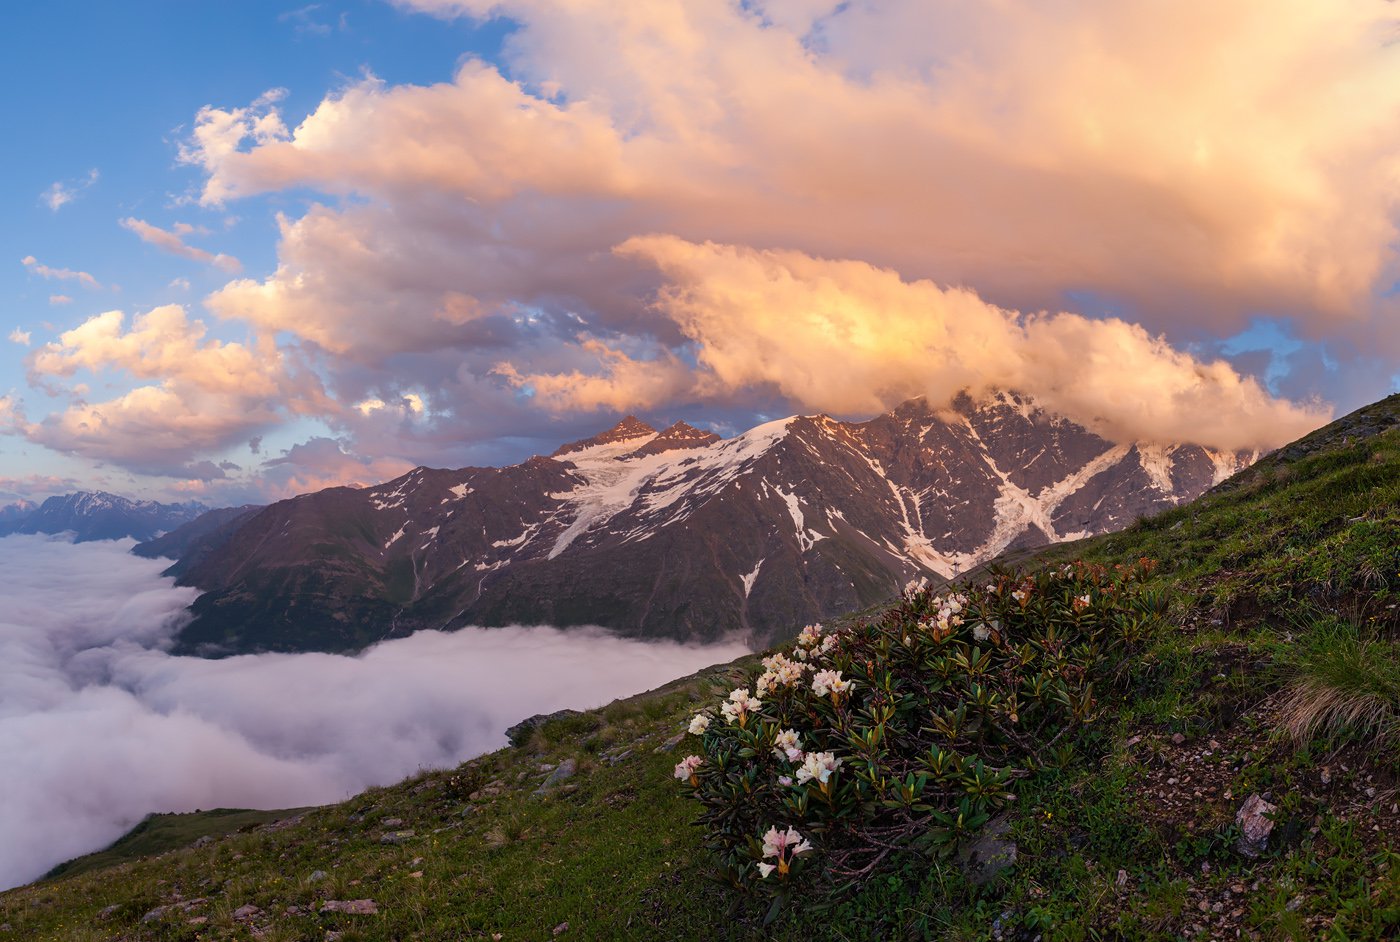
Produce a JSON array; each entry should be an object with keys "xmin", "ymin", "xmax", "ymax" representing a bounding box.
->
[
  {"xmin": 755, "ymin": 652, "xmax": 810, "ymax": 696},
  {"xmin": 679, "ymin": 558, "xmax": 1164, "ymax": 911},
  {"xmin": 674, "ymin": 754, "xmax": 703, "ymax": 785},
  {"xmin": 719, "ymin": 687, "xmax": 762, "ymax": 726},
  {"xmin": 756, "ymin": 825, "xmax": 812, "ymax": 878}
]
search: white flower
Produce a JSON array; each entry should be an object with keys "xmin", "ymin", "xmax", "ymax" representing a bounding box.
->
[
  {"xmin": 811, "ymin": 669, "xmax": 853, "ymax": 698},
  {"xmin": 772, "ymin": 728, "xmax": 803, "ymax": 762},
  {"xmin": 720, "ymin": 686, "xmax": 762, "ymax": 724},
  {"xmin": 762, "ymin": 825, "xmax": 812, "ymax": 859},
  {"xmin": 797, "ymin": 623, "xmax": 824, "ymax": 647},
  {"xmin": 1011, "ymin": 589, "xmax": 1028, "ymax": 604},
  {"xmin": 795, "ymin": 751, "xmax": 842, "ymax": 786},
  {"xmin": 756, "ymin": 862, "xmax": 776, "ymax": 878},
  {"xmin": 904, "ymin": 576, "xmax": 929, "ymax": 595},
  {"xmin": 972, "ymin": 623, "xmax": 991, "ymax": 643},
  {"xmin": 674, "ymin": 755, "xmax": 703, "ymax": 782},
  {"xmin": 688, "ymin": 713, "xmax": 711, "ymax": 736},
  {"xmin": 777, "ymin": 775, "xmax": 794, "ymax": 787}
]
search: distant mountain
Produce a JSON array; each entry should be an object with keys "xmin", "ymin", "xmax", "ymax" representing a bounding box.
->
[
  {"xmin": 0, "ymin": 499, "xmax": 37, "ymax": 528},
  {"xmin": 132, "ymin": 504, "xmax": 265, "ymax": 577},
  {"xmin": 0, "ymin": 492, "xmax": 209, "ymax": 543},
  {"xmin": 168, "ymin": 391, "xmax": 1256, "ymax": 656}
]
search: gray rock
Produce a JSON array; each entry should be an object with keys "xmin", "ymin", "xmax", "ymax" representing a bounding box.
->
[
  {"xmin": 232, "ymin": 904, "xmax": 261, "ymax": 920},
  {"xmin": 320, "ymin": 899, "xmax": 378, "ymax": 915},
  {"xmin": 959, "ymin": 814, "xmax": 1017, "ymax": 886},
  {"xmin": 533, "ymin": 758, "xmax": 578, "ymax": 795},
  {"xmin": 140, "ymin": 906, "xmax": 169, "ymax": 924},
  {"xmin": 380, "ymin": 830, "xmax": 416, "ymax": 844},
  {"xmin": 1235, "ymin": 794, "xmax": 1278, "ymax": 858},
  {"xmin": 308, "ymin": 870, "xmax": 328, "ymax": 883},
  {"xmin": 505, "ymin": 710, "xmax": 582, "ymax": 747},
  {"xmin": 380, "ymin": 817, "xmax": 404, "ymax": 827},
  {"xmin": 653, "ymin": 733, "xmax": 686, "ymax": 753},
  {"xmin": 97, "ymin": 905, "xmax": 121, "ymax": 920}
]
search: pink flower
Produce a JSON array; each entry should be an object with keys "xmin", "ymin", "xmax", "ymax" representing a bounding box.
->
[{"xmin": 673, "ymin": 755, "xmax": 703, "ymax": 784}]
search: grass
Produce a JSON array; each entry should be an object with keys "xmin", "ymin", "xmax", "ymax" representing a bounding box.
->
[
  {"xmin": 1277, "ymin": 621, "xmax": 1400, "ymax": 748},
  {"xmin": 2, "ymin": 398, "xmax": 1395, "ymax": 940}
]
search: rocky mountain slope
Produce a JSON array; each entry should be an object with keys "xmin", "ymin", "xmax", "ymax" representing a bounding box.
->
[
  {"xmin": 169, "ymin": 391, "xmax": 1254, "ymax": 655},
  {"xmin": 132, "ymin": 504, "xmax": 264, "ymax": 577},
  {"xmin": 0, "ymin": 491, "xmax": 208, "ymax": 543}
]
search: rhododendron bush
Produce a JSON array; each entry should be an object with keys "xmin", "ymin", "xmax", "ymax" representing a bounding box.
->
[{"xmin": 676, "ymin": 560, "xmax": 1164, "ymax": 911}]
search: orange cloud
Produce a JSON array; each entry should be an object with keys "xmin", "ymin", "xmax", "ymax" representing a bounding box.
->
[{"xmin": 120, "ymin": 218, "xmax": 242, "ymax": 273}]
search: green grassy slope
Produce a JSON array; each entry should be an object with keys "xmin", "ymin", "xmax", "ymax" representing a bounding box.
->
[{"xmin": 2, "ymin": 396, "xmax": 1396, "ymax": 941}]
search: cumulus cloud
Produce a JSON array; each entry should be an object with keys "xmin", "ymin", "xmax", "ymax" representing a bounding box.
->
[
  {"xmin": 20, "ymin": 255, "xmax": 100, "ymax": 290},
  {"xmin": 7, "ymin": 329, "xmax": 29, "ymax": 346},
  {"xmin": 260, "ymin": 436, "xmax": 415, "ymax": 497},
  {"xmin": 0, "ymin": 534, "xmax": 747, "ymax": 890},
  {"xmin": 502, "ymin": 237, "xmax": 1329, "ymax": 450},
  {"xmin": 6, "ymin": 306, "xmax": 332, "ymax": 477},
  {"xmin": 120, "ymin": 217, "xmax": 242, "ymax": 273}
]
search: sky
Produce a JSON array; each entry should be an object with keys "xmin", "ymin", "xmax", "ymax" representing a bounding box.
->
[
  {"xmin": 2, "ymin": 0, "xmax": 1398, "ymax": 506},
  {"xmin": 0, "ymin": 533, "xmax": 747, "ymax": 889}
]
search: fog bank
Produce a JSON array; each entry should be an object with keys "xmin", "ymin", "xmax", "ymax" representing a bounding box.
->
[{"xmin": 0, "ymin": 534, "xmax": 747, "ymax": 890}]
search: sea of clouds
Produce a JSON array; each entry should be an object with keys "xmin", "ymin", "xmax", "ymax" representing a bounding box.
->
[{"xmin": 0, "ymin": 533, "xmax": 748, "ymax": 890}]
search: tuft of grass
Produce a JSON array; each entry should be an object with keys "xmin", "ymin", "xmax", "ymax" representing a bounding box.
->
[{"xmin": 1278, "ymin": 623, "xmax": 1400, "ymax": 748}]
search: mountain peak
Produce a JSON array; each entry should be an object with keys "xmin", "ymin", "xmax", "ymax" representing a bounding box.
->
[
  {"xmin": 552, "ymin": 416, "xmax": 659, "ymax": 456},
  {"xmin": 628, "ymin": 421, "xmax": 722, "ymax": 457}
]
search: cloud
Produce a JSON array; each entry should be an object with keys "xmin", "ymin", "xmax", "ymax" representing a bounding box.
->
[
  {"xmin": 0, "ymin": 535, "xmax": 747, "ymax": 890},
  {"xmin": 120, "ymin": 218, "xmax": 242, "ymax": 273},
  {"xmin": 260, "ymin": 436, "xmax": 416, "ymax": 496},
  {"xmin": 40, "ymin": 169, "xmax": 98, "ymax": 212},
  {"xmin": 48, "ymin": 295, "xmax": 72, "ymax": 306},
  {"xmin": 7, "ymin": 329, "xmax": 29, "ymax": 346},
  {"xmin": 6, "ymin": 306, "xmax": 332, "ymax": 477},
  {"xmin": 504, "ymin": 237, "xmax": 1330, "ymax": 451},
  {"xmin": 20, "ymin": 255, "xmax": 100, "ymax": 290}
]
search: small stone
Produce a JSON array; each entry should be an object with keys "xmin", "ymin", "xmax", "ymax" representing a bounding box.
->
[
  {"xmin": 98, "ymin": 905, "xmax": 121, "ymax": 920},
  {"xmin": 188, "ymin": 917, "xmax": 208, "ymax": 926},
  {"xmin": 381, "ymin": 830, "xmax": 416, "ymax": 844},
  {"xmin": 1116, "ymin": 869, "xmax": 1128, "ymax": 888},
  {"xmin": 1125, "ymin": 735, "xmax": 1142, "ymax": 747},
  {"xmin": 233, "ymin": 904, "xmax": 261, "ymax": 920},
  {"xmin": 1171, "ymin": 733, "xmax": 1186, "ymax": 745},
  {"xmin": 1320, "ymin": 768, "xmax": 1331, "ymax": 785},
  {"xmin": 533, "ymin": 758, "xmax": 578, "ymax": 795},
  {"xmin": 958, "ymin": 813, "xmax": 1017, "ymax": 886},
  {"xmin": 309, "ymin": 870, "xmax": 328, "ymax": 882},
  {"xmin": 553, "ymin": 922, "xmax": 570, "ymax": 935},
  {"xmin": 652, "ymin": 733, "xmax": 686, "ymax": 753},
  {"xmin": 1235, "ymin": 793, "xmax": 1279, "ymax": 858},
  {"xmin": 381, "ymin": 817, "xmax": 404, "ymax": 827},
  {"xmin": 1167, "ymin": 777, "xmax": 1179, "ymax": 785},
  {"xmin": 140, "ymin": 907, "xmax": 169, "ymax": 924},
  {"xmin": 1208, "ymin": 739, "xmax": 1221, "ymax": 750},
  {"xmin": 320, "ymin": 899, "xmax": 379, "ymax": 915},
  {"xmin": 409, "ymin": 871, "xmax": 424, "ymax": 879}
]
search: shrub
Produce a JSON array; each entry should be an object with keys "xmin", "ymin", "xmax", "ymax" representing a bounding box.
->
[{"xmin": 675, "ymin": 559, "xmax": 1165, "ymax": 915}]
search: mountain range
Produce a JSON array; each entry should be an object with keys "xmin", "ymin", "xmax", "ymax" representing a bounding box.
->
[
  {"xmin": 0, "ymin": 491, "xmax": 208, "ymax": 543},
  {"xmin": 154, "ymin": 391, "xmax": 1255, "ymax": 655}
]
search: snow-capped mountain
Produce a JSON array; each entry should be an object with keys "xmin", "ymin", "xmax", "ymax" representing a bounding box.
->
[
  {"xmin": 169, "ymin": 392, "xmax": 1255, "ymax": 655},
  {"xmin": 0, "ymin": 491, "xmax": 208, "ymax": 543}
]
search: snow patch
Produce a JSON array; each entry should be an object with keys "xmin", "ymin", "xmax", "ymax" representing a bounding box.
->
[{"xmin": 742, "ymin": 559, "xmax": 764, "ymax": 597}]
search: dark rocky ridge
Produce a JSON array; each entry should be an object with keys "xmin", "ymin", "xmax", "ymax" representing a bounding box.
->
[{"xmin": 169, "ymin": 391, "xmax": 1257, "ymax": 655}]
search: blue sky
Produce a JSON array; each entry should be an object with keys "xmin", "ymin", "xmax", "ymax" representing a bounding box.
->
[{"xmin": 2, "ymin": 1, "xmax": 1397, "ymax": 506}]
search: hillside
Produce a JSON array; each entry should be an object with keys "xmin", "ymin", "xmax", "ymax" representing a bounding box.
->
[
  {"xmin": 169, "ymin": 390, "xmax": 1251, "ymax": 656},
  {"xmin": 1, "ymin": 395, "xmax": 1395, "ymax": 941}
]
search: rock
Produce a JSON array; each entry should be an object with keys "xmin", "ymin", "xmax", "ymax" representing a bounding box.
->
[
  {"xmin": 191, "ymin": 835, "xmax": 214, "ymax": 848},
  {"xmin": 958, "ymin": 814, "xmax": 1017, "ymax": 886},
  {"xmin": 97, "ymin": 905, "xmax": 121, "ymax": 920},
  {"xmin": 140, "ymin": 906, "xmax": 169, "ymax": 924},
  {"xmin": 653, "ymin": 733, "xmax": 686, "ymax": 753},
  {"xmin": 533, "ymin": 758, "xmax": 578, "ymax": 795},
  {"xmin": 553, "ymin": 922, "xmax": 570, "ymax": 935},
  {"xmin": 320, "ymin": 899, "xmax": 379, "ymax": 915},
  {"xmin": 380, "ymin": 830, "xmax": 416, "ymax": 844},
  {"xmin": 1235, "ymin": 794, "xmax": 1279, "ymax": 858},
  {"xmin": 1320, "ymin": 768, "xmax": 1331, "ymax": 785},
  {"xmin": 188, "ymin": 916, "xmax": 208, "ymax": 926},
  {"xmin": 604, "ymin": 748, "xmax": 633, "ymax": 765},
  {"xmin": 1116, "ymin": 869, "xmax": 1129, "ymax": 889},
  {"xmin": 505, "ymin": 709, "xmax": 582, "ymax": 747},
  {"xmin": 381, "ymin": 817, "xmax": 404, "ymax": 827},
  {"xmin": 233, "ymin": 904, "xmax": 261, "ymax": 920},
  {"xmin": 309, "ymin": 870, "xmax": 328, "ymax": 883},
  {"xmin": 1171, "ymin": 733, "xmax": 1186, "ymax": 745}
]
